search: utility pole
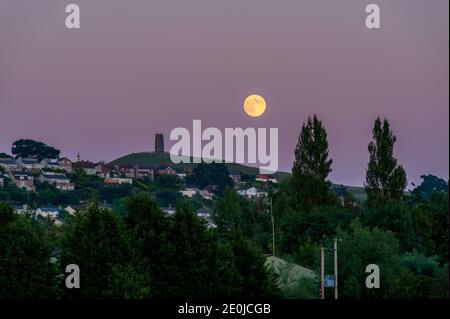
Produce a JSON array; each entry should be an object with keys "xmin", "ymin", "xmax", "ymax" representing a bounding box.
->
[
  {"xmin": 321, "ymin": 247, "xmax": 325, "ymax": 299},
  {"xmin": 334, "ymin": 238, "xmax": 338, "ymax": 299},
  {"xmin": 270, "ymin": 197, "xmax": 275, "ymax": 257}
]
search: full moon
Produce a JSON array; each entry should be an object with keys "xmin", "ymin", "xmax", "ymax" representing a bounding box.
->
[{"xmin": 243, "ymin": 95, "xmax": 266, "ymax": 117}]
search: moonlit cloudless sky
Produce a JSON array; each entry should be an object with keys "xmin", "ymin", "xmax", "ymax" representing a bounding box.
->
[{"xmin": 0, "ymin": 0, "xmax": 448, "ymax": 186}]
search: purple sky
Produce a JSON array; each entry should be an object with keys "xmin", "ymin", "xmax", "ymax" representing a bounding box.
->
[{"xmin": 1, "ymin": 0, "xmax": 448, "ymax": 186}]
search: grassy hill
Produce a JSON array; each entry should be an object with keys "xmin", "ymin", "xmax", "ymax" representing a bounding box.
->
[
  {"xmin": 344, "ymin": 185, "xmax": 367, "ymax": 202},
  {"xmin": 109, "ymin": 152, "xmax": 366, "ymax": 200},
  {"xmin": 265, "ymin": 256, "xmax": 315, "ymax": 289},
  {"xmin": 109, "ymin": 152, "xmax": 291, "ymax": 180},
  {"xmin": 330, "ymin": 184, "xmax": 367, "ymax": 202}
]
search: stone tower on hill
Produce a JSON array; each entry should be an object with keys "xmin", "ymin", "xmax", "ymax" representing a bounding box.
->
[{"xmin": 155, "ymin": 133, "xmax": 164, "ymax": 153}]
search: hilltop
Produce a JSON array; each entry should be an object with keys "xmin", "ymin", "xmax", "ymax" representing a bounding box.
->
[
  {"xmin": 108, "ymin": 152, "xmax": 292, "ymax": 180},
  {"xmin": 109, "ymin": 152, "xmax": 367, "ymax": 200}
]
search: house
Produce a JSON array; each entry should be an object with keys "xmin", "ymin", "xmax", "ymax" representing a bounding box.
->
[
  {"xmin": 12, "ymin": 204, "xmax": 29, "ymax": 215},
  {"xmin": 157, "ymin": 166, "xmax": 176, "ymax": 175},
  {"xmin": 58, "ymin": 157, "xmax": 72, "ymax": 172},
  {"xmin": 43, "ymin": 159, "xmax": 61, "ymax": 170},
  {"xmin": 99, "ymin": 202, "xmax": 113, "ymax": 210},
  {"xmin": 198, "ymin": 189, "xmax": 214, "ymax": 200},
  {"xmin": 196, "ymin": 207, "xmax": 215, "ymax": 228},
  {"xmin": 269, "ymin": 178, "xmax": 278, "ymax": 184},
  {"xmin": 258, "ymin": 190, "xmax": 269, "ymax": 198},
  {"xmin": 35, "ymin": 207, "xmax": 60, "ymax": 219},
  {"xmin": 196, "ymin": 207, "xmax": 210, "ymax": 219},
  {"xmin": 179, "ymin": 188, "xmax": 198, "ymax": 198},
  {"xmin": 64, "ymin": 203, "xmax": 108, "ymax": 214},
  {"xmin": 238, "ymin": 186, "xmax": 258, "ymax": 198},
  {"xmin": 203, "ymin": 184, "xmax": 218, "ymax": 193},
  {"xmin": 16, "ymin": 157, "xmax": 43, "ymax": 170},
  {"xmin": 9, "ymin": 171, "xmax": 35, "ymax": 191},
  {"xmin": 176, "ymin": 173, "xmax": 187, "ymax": 179},
  {"xmin": 0, "ymin": 157, "xmax": 18, "ymax": 171},
  {"xmin": 72, "ymin": 160, "xmax": 97, "ymax": 175},
  {"xmin": 104, "ymin": 177, "xmax": 133, "ymax": 185},
  {"xmin": 114, "ymin": 164, "xmax": 137, "ymax": 179},
  {"xmin": 53, "ymin": 219, "xmax": 63, "ymax": 226},
  {"xmin": 95, "ymin": 162, "xmax": 110, "ymax": 178},
  {"xmin": 255, "ymin": 174, "xmax": 269, "ymax": 183},
  {"xmin": 107, "ymin": 165, "xmax": 119, "ymax": 178},
  {"xmin": 229, "ymin": 171, "xmax": 242, "ymax": 183},
  {"xmin": 137, "ymin": 167, "xmax": 154, "ymax": 179},
  {"xmin": 64, "ymin": 204, "xmax": 87, "ymax": 215},
  {"xmin": 39, "ymin": 172, "xmax": 75, "ymax": 191},
  {"xmin": 54, "ymin": 181, "xmax": 75, "ymax": 191},
  {"xmin": 161, "ymin": 207, "xmax": 176, "ymax": 215},
  {"xmin": 64, "ymin": 202, "xmax": 111, "ymax": 214},
  {"xmin": 238, "ymin": 187, "xmax": 267, "ymax": 199}
]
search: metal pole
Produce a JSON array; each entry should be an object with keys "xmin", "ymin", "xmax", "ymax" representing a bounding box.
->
[
  {"xmin": 270, "ymin": 197, "xmax": 275, "ymax": 257},
  {"xmin": 334, "ymin": 239, "xmax": 338, "ymax": 300},
  {"xmin": 321, "ymin": 247, "xmax": 325, "ymax": 299}
]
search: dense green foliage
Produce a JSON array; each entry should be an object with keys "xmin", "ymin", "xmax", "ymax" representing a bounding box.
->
[
  {"xmin": 11, "ymin": 139, "xmax": 60, "ymax": 160},
  {"xmin": 187, "ymin": 162, "xmax": 234, "ymax": 194},
  {"xmin": 413, "ymin": 174, "xmax": 448, "ymax": 200},
  {"xmin": 0, "ymin": 116, "xmax": 448, "ymax": 299},
  {"xmin": 60, "ymin": 202, "xmax": 141, "ymax": 298},
  {"xmin": 0, "ymin": 202, "xmax": 58, "ymax": 298},
  {"xmin": 1, "ymin": 194, "xmax": 278, "ymax": 299}
]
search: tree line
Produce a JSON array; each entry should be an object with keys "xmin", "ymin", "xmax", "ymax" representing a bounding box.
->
[
  {"xmin": 208, "ymin": 115, "xmax": 447, "ymax": 298},
  {"xmin": 270, "ymin": 115, "xmax": 447, "ymax": 298},
  {"xmin": 0, "ymin": 195, "xmax": 279, "ymax": 299},
  {"xmin": 0, "ymin": 115, "xmax": 448, "ymax": 299}
]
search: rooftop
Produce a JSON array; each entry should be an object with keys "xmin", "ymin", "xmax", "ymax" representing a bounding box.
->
[
  {"xmin": 72, "ymin": 161, "xmax": 96, "ymax": 169},
  {"xmin": 43, "ymin": 174, "xmax": 69, "ymax": 180},
  {"xmin": 0, "ymin": 158, "xmax": 15, "ymax": 164},
  {"xmin": 11, "ymin": 171, "xmax": 33, "ymax": 177},
  {"xmin": 21, "ymin": 158, "xmax": 40, "ymax": 164}
]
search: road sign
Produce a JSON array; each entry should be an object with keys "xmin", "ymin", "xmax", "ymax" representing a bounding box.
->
[{"xmin": 325, "ymin": 275, "xmax": 335, "ymax": 288}]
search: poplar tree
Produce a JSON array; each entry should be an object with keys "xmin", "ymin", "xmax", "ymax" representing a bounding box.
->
[
  {"xmin": 292, "ymin": 115, "xmax": 333, "ymax": 211},
  {"xmin": 365, "ymin": 117, "xmax": 407, "ymax": 208}
]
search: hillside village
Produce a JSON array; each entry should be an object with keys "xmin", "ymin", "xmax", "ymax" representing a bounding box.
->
[{"xmin": 0, "ymin": 135, "xmax": 283, "ymax": 226}]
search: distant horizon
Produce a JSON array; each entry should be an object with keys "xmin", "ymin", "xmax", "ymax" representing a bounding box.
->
[
  {"xmin": 1, "ymin": 0, "xmax": 448, "ymax": 187},
  {"xmin": 1, "ymin": 139, "xmax": 447, "ymax": 189}
]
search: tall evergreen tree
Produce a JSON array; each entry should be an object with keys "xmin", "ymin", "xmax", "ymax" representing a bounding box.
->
[
  {"xmin": 60, "ymin": 202, "xmax": 147, "ymax": 298},
  {"xmin": 292, "ymin": 115, "xmax": 333, "ymax": 211},
  {"xmin": 162, "ymin": 201, "xmax": 219, "ymax": 298},
  {"xmin": 124, "ymin": 193, "xmax": 170, "ymax": 297},
  {"xmin": 365, "ymin": 117, "xmax": 407, "ymax": 208},
  {"xmin": 0, "ymin": 202, "xmax": 58, "ymax": 298}
]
